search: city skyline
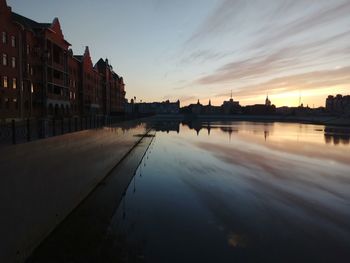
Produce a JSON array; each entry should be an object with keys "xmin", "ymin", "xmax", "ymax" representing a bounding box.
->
[{"xmin": 8, "ymin": 0, "xmax": 350, "ymax": 107}]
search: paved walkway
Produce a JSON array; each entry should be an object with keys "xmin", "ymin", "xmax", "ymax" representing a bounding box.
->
[{"xmin": 0, "ymin": 120, "xmax": 150, "ymax": 263}]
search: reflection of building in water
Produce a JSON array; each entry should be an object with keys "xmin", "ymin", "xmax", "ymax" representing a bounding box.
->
[
  {"xmin": 183, "ymin": 120, "xmax": 203, "ymax": 135},
  {"xmin": 206, "ymin": 122, "xmax": 211, "ymax": 135},
  {"xmin": 181, "ymin": 120, "xmax": 240, "ymax": 137},
  {"xmin": 220, "ymin": 127, "xmax": 238, "ymax": 141},
  {"xmin": 324, "ymin": 127, "xmax": 350, "ymax": 145},
  {"xmin": 326, "ymin": 94, "xmax": 350, "ymax": 116},
  {"xmin": 264, "ymin": 130, "xmax": 269, "ymax": 141},
  {"xmin": 149, "ymin": 120, "xmax": 180, "ymax": 133}
]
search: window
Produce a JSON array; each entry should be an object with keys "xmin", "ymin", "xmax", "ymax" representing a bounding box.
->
[
  {"xmin": 26, "ymin": 44, "xmax": 30, "ymax": 55},
  {"xmin": 13, "ymin": 98, "xmax": 18, "ymax": 109},
  {"xmin": 11, "ymin": 57, "xmax": 16, "ymax": 68},
  {"xmin": 2, "ymin": 32, "xmax": 7, "ymax": 44},
  {"xmin": 30, "ymin": 66, "xmax": 33, "ymax": 76},
  {"xmin": 11, "ymin": 36, "xmax": 16, "ymax": 47},
  {"xmin": 5, "ymin": 98, "xmax": 9, "ymax": 109},
  {"xmin": 31, "ymin": 83, "xmax": 34, "ymax": 93},
  {"xmin": 3, "ymin": 76, "xmax": 8, "ymax": 88},
  {"xmin": 27, "ymin": 63, "xmax": 30, "ymax": 73},
  {"xmin": 2, "ymin": 54, "xmax": 7, "ymax": 66},
  {"xmin": 12, "ymin": 78, "xmax": 17, "ymax": 89}
]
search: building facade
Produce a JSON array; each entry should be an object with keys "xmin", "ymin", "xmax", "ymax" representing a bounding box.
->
[{"xmin": 0, "ymin": 0, "xmax": 126, "ymax": 120}]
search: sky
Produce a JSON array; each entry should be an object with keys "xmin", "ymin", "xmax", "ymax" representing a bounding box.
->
[{"xmin": 7, "ymin": 0, "xmax": 350, "ymax": 107}]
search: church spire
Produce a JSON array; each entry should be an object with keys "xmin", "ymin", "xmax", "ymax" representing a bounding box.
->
[{"xmin": 265, "ymin": 93, "xmax": 271, "ymax": 106}]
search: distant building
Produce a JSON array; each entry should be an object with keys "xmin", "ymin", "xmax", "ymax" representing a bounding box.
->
[
  {"xmin": 191, "ymin": 100, "xmax": 203, "ymax": 115},
  {"xmin": 243, "ymin": 95, "xmax": 275, "ymax": 115},
  {"xmin": 276, "ymin": 106, "xmax": 293, "ymax": 115},
  {"xmin": 326, "ymin": 94, "xmax": 350, "ymax": 116},
  {"xmin": 221, "ymin": 97, "xmax": 240, "ymax": 114},
  {"xmin": 126, "ymin": 100, "xmax": 180, "ymax": 115},
  {"xmin": 202, "ymin": 100, "xmax": 221, "ymax": 115}
]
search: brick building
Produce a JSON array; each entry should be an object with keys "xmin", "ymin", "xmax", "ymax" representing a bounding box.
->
[
  {"xmin": 0, "ymin": 0, "xmax": 21, "ymax": 118},
  {"xmin": 95, "ymin": 58, "xmax": 126, "ymax": 115},
  {"xmin": 0, "ymin": 0, "xmax": 126, "ymax": 120}
]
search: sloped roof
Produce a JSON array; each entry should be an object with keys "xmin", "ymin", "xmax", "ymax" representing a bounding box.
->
[
  {"xmin": 12, "ymin": 12, "xmax": 51, "ymax": 31},
  {"xmin": 74, "ymin": 55, "xmax": 83, "ymax": 61}
]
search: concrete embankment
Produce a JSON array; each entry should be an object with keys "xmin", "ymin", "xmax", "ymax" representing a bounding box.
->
[{"xmin": 0, "ymin": 120, "xmax": 150, "ymax": 263}]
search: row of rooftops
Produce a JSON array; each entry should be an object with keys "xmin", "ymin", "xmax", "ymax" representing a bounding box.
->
[{"xmin": 3, "ymin": 0, "xmax": 123, "ymax": 82}]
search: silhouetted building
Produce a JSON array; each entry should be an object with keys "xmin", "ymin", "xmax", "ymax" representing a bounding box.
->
[
  {"xmin": 243, "ymin": 95, "xmax": 275, "ymax": 115},
  {"xmin": 202, "ymin": 100, "xmax": 221, "ymax": 115},
  {"xmin": 326, "ymin": 94, "xmax": 350, "ymax": 116},
  {"xmin": 221, "ymin": 97, "xmax": 241, "ymax": 114},
  {"xmin": 126, "ymin": 100, "xmax": 180, "ymax": 115},
  {"xmin": 0, "ymin": 0, "xmax": 126, "ymax": 119}
]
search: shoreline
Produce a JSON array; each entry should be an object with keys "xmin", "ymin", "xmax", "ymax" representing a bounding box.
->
[{"xmin": 151, "ymin": 114, "xmax": 350, "ymax": 127}]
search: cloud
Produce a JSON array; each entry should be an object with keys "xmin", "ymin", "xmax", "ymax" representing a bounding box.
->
[
  {"xmin": 185, "ymin": 0, "xmax": 350, "ymax": 96},
  {"xmin": 212, "ymin": 66, "xmax": 350, "ymax": 100},
  {"xmin": 179, "ymin": 49, "xmax": 228, "ymax": 64},
  {"xmin": 252, "ymin": 1, "xmax": 350, "ymax": 50},
  {"xmin": 195, "ymin": 28, "xmax": 350, "ymax": 86},
  {"xmin": 186, "ymin": 0, "xmax": 246, "ymax": 44}
]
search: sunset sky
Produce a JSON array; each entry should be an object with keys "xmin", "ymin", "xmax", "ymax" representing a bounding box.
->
[{"xmin": 8, "ymin": 0, "xmax": 350, "ymax": 107}]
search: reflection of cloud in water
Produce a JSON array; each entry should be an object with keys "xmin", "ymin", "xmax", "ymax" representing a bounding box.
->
[{"xmin": 192, "ymin": 140, "xmax": 350, "ymax": 240}]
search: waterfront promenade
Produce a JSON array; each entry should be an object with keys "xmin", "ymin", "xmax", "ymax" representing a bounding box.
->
[{"xmin": 0, "ymin": 121, "xmax": 150, "ymax": 263}]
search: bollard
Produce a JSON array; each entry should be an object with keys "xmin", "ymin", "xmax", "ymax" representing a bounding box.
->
[
  {"xmin": 68, "ymin": 118, "xmax": 72, "ymax": 133},
  {"xmin": 61, "ymin": 118, "xmax": 64, "ymax": 135},
  {"xmin": 52, "ymin": 119, "xmax": 56, "ymax": 136},
  {"xmin": 11, "ymin": 120, "xmax": 16, "ymax": 144},
  {"xmin": 27, "ymin": 119, "xmax": 31, "ymax": 142}
]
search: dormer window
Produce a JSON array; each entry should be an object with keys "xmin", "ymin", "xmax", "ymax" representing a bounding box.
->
[
  {"xmin": 2, "ymin": 54, "xmax": 7, "ymax": 66},
  {"xmin": 2, "ymin": 32, "xmax": 7, "ymax": 44},
  {"xmin": 11, "ymin": 36, "xmax": 16, "ymax": 47},
  {"xmin": 11, "ymin": 57, "xmax": 16, "ymax": 68}
]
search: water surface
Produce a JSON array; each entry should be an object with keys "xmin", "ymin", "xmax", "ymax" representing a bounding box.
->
[{"xmin": 107, "ymin": 121, "xmax": 350, "ymax": 262}]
